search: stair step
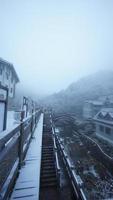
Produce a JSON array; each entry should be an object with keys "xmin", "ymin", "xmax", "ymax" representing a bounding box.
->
[
  {"xmin": 41, "ymin": 182, "xmax": 57, "ymax": 188},
  {"xmin": 42, "ymin": 148, "xmax": 53, "ymax": 151},
  {"xmin": 41, "ymin": 173, "xmax": 56, "ymax": 179},
  {"xmin": 42, "ymin": 146, "xmax": 53, "ymax": 148},
  {"xmin": 42, "ymin": 152, "xmax": 54, "ymax": 155},
  {"xmin": 42, "ymin": 158, "xmax": 53, "ymax": 161},
  {"xmin": 42, "ymin": 154, "xmax": 54, "ymax": 157},
  {"xmin": 42, "ymin": 156, "xmax": 54, "ymax": 159},
  {"xmin": 42, "ymin": 157, "xmax": 54, "ymax": 161},
  {"xmin": 42, "ymin": 161, "xmax": 54, "ymax": 164},
  {"xmin": 42, "ymin": 153, "xmax": 53, "ymax": 156},
  {"xmin": 42, "ymin": 155, "xmax": 53, "ymax": 158},
  {"xmin": 42, "ymin": 147, "xmax": 53, "ymax": 148},
  {"xmin": 42, "ymin": 142, "xmax": 53, "ymax": 144},
  {"xmin": 42, "ymin": 155, "xmax": 53, "ymax": 157},
  {"xmin": 42, "ymin": 161, "xmax": 54, "ymax": 165},
  {"xmin": 42, "ymin": 159, "xmax": 54, "ymax": 165},
  {"xmin": 42, "ymin": 169, "xmax": 55, "ymax": 174},
  {"xmin": 42, "ymin": 167, "xmax": 55, "ymax": 171},
  {"xmin": 42, "ymin": 151, "xmax": 53, "ymax": 154},
  {"xmin": 42, "ymin": 165, "xmax": 55, "ymax": 170},
  {"xmin": 41, "ymin": 176, "xmax": 57, "ymax": 183}
]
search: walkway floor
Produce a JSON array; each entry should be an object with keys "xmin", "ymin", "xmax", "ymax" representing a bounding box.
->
[{"xmin": 10, "ymin": 114, "xmax": 43, "ymax": 200}]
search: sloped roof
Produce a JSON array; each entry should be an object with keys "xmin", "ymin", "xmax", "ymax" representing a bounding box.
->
[
  {"xmin": 85, "ymin": 100, "xmax": 103, "ymax": 106},
  {"xmin": 94, "ymin": 108, "xmax": 113, "ymax": 124},
  {"xmin": 0, "ymin": 57, "xmax": 19, "ymax": 83}
]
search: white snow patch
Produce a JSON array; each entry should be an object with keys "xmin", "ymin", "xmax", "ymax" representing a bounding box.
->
[{"xmin": 7, "ymin": 111, "xmax": 15, "ymax": 129}]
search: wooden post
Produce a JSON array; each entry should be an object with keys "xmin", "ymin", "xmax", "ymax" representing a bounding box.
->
[
  {"xmin": 3, "ymin": 87, "xmax": 8, "ymax": 131},
  {"xmin": 31, "ymin": 109, "xmax": 34, "ymax": 138},
  {"xmin": 19, "ymin": 111, "xmax": 24, "ymax": 169},
  {"xmin": 35, "ymin": 111, "xmax": 37, "ymax": 127}
]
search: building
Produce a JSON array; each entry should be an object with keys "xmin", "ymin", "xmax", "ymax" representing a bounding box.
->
[
  {"xmin": 94, "ymin": 108, "xmax": 113, "ymax": 144},
  {"xmin": 0, "ymin": 58, "xmax": 19, "ymax": 98},
  {"xmin": 83, "ymin": 100, "xmax": 103, "ymax": 119},
  {"xmin": 83, "ymin": 98, "xmax": 113, "ymax": 119}
]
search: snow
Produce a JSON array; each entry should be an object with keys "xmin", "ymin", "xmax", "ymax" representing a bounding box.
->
[
  {"xmin": 6, "ymin": 110, "xmax": 33, "ymax": 130},
  {"xmin": 7, "ymin": 111, "xmax": 16, "ymax": 129},
  {"xmin": 0, "ymin": 102, "xmax": 5, "ymax": 132},
  {"xmin": 83, "ymin": 165, "xmax": 98, "ymax": 178},
  {"xmin": 10, "ymin": 114, "xmax": 44, "ymax": 200}
]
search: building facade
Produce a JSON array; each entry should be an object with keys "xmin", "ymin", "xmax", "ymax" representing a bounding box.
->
[
  {"xmin": 94, "ymin": 108, "xmax": 113, "ymax": 144},
  {"xmin": 83, "ymin": 100, "xmax": 103, "ymax": 119},
  {"xmin": 0, "ymin": 58, "xmax": 19, "ymax": 98},
  {"xmin": 83, "ymin": 98, "xmax": 113, "ymax": 119}
]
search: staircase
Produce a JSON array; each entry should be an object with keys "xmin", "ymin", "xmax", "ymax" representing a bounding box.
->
[{"xmin": 39, "ymin": 114, "xmax": 59, "ymax": 200}]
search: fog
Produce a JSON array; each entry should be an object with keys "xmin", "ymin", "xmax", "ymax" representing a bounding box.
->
[{"xmin": 0, "ymin": 0, "xmax": 113, "ymax": 95}]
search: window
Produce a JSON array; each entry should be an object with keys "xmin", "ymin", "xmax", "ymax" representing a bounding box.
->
[
  {"xmin": 0, "ymin": 68, "xmax": 2, "ymax": 75},
  {"xmin": 0, "ymin": 64, "xmax": 3, "ymax": 75},
  {"xmin": 10, "ymin": 88, "xmax": 13, "ymax": 93},
  {"xmin": 105, "ymin": 127, "xmax": 111, "ymax": 135},
  {"xmin": 6, "ymin": 72, "xmax": 9, "ymax": 80},
  {"xmin": 11, "ymin": 76, "xmax": 13, "ymax": 83},
  {"xmin": 99, "ymin": 125, "xmax": 104, "ymax": 132}
]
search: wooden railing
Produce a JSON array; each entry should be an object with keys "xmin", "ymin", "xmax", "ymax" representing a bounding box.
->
[
  {"xmin": 52, "ymin": 126, "xmax": 61, "ymax": 185},
  {"xmin": 0, "ymin": 110, "xmax": 41, "ymax": 200},
  {"xmin": 48, "ymin": 113, "xmax": 87, "ymax": 199},
  {"xmin": 54, "ymin": 133, "xmax": 87, "ymax": 200}
]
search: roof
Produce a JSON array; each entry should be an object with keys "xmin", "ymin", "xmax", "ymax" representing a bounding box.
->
[
  {"xmin": 94, "ymin": 108, "xmax": 113, "ymax": 125},
  {"xmin": 0, "ymin": 57, "xmax": 19, "ymax": 83},
  {"xmin": 85, "ymin": 100, "xmax": 103, "ymax": 106}
]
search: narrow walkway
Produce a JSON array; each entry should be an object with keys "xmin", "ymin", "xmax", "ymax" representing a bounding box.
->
[{"xmin": 10, "ymin": 114, "xmax": 43, "ymax": 200}]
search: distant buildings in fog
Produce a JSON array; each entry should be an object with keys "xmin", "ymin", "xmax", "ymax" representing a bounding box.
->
[
  {"xmin": 83, "ymin": 100, "xmax": 103, "ymax": 119},
  {"xmin": 0, "ymin": 58, "xmax": 19, "ymax": 98},
  {"xmin": 94, "ymin": 108, "xmax": 113, "ymax": 144},
  {"xmin": 83, "ymin": 97, "xmax": 113, "ymax": 119},
  {"xmin": 83, "ymin": 96, "xmax": 113, "ymax": 144}
]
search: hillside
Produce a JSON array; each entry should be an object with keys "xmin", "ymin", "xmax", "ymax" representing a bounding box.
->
[{"xmin": 44, "ymin": 70, "xmax": 113, "ymax": 116}]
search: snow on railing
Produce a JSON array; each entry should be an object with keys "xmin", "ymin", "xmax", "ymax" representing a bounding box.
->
[
  {"xmin": 0, "ymin": 109, "xmax": 41, "ymax": 200},
  {"xmin": 52, "ymin": 124, "xmax": 61, "ymax": 184},
  {"xmin": 55, "ymin": 133, "xmax": 87, "ymax": 200}
]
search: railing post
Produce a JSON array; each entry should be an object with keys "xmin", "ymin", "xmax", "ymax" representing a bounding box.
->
[
  {"xmin": 19, "ymin": 111, "xmax": 24, "ymax": 169},
  {"xmin": 31, "ymin": 109, "xmax": 34, "ymax": 138},
  {"xmin": 35, "ymin": 111, "xmax": 37, "ymax": 127}
]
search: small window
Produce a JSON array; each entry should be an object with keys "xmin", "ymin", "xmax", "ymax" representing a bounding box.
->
[
  {"xmin": 99, "ymin": 125, "xmax": 104, "ymax": 132},
  {"xmin": 10, "ymin": 88, "xmax": 13, "ymax": 93},
  {"xmin": 0, "ymin": 68, "xmax": 2, "ymax": 75},
  {"xmin": 6, "ymin": 72, "xmax": 9, "ymax": 80},
  {"xmin": 11, "ymin": 76, "xmax": 13, "ymax": 83},
  {"xmin": 105, "ymin": 127, "xmax": 111, "ymax": 134}
]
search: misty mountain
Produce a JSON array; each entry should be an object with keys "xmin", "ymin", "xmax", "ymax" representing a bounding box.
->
[{"xmin": 44, "ymin": 70, "xmax": 113, "ymax": 116}]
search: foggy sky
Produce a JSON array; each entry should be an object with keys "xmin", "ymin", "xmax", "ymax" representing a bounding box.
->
[{"xmin": 0, "ymin": 0, "xmax": 113, "ymax": 95}]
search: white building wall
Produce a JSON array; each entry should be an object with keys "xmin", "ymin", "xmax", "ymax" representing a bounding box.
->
[
  {"xmin": 83, "ymin": 102, "xmax": 92, "ymax": 119},
  {"xmin": 0, "ymin": 64, "xmax": 16, "ymax": 98},
  {"xmin": 95, "ymin": 122, "xmax": 113, "ymax": 144}
]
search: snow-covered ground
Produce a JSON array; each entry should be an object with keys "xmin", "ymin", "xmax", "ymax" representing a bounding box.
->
[{"xmin": 7, "ymin": 111, "xmax": 16, "ymax": 129}]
